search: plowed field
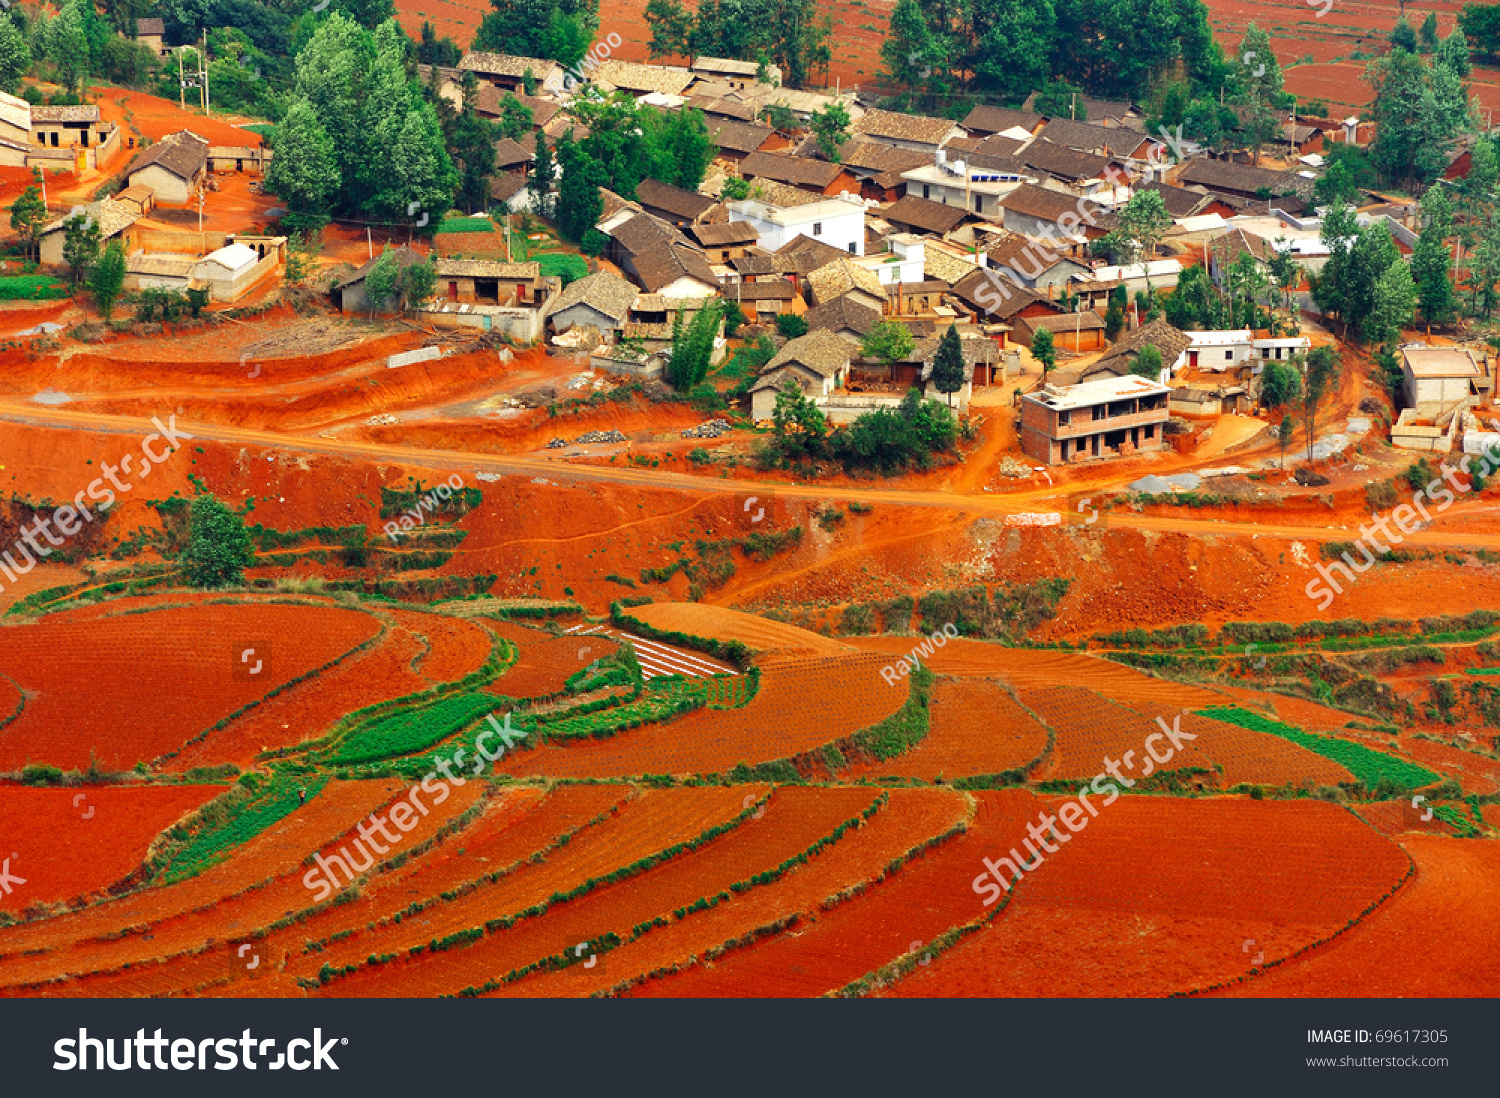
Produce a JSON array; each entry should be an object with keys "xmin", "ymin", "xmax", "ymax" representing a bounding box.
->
[
  {"xmin": 488, "ymin": 626, "xmax": 617, "ymax": 699},
  {"xmin": 386, "ymin": 610, "xmax": 494, "ymax": 684},
  {"xmin": 1023, "ymin": 686, "xmax": 1219, "ymax": 782},
  {"xmin": 851, "ymin": 679, "xmax": 1049, "ymax": 780},
  {"xmin": 631, "ymin": 603, "xmax": 854, "ymax": 658},
  {"xmin": 0, "ymin": 604, "xmax": 381, "ymax": 770},
  {"xmin": 0, "ymin": 785, "xmax": 219, "ymax": 913},
  {"xmin": 499, "ymin": 654, "xmax": 905, "ymax": 777},
  {"xmin": 886, "ymin": 797, "xmax": 1410, "ymax": 997},
  {"xmin": 1132, "ymin": 707, "xmax": 1353, "ymax": 788}
]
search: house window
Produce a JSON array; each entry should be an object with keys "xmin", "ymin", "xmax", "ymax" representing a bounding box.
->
[
  {"xmin": 847, "ymin": 242, "xmax": 856, "ymax": 254},
  {"xmin": 974, "ymin": 194, "xmax": 983, "ymax": 213},
  {"xmin": 812, "ymin": 222, "xmax": 822, "ymax": 236},
  {"xmin": 1225, "ymin": 350, "xmax": 1233, "ymax": 360},
  {"xmin": 922, "ymin": 184, "xmax": 930, "ymax": 199}
]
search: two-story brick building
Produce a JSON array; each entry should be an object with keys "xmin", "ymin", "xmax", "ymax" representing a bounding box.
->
[{"xmin": 1020, "ymin": 374, "xmax": 1171, "ymax": 465}]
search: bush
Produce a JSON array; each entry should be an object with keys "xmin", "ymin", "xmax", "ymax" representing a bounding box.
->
[
  {"xmin": 1366, "ymin": 480, "xmax": 1399, "ymax": 510},
  {"xmin": 775, "ymin": 313, "xmax": 808, "ymax": 339}
]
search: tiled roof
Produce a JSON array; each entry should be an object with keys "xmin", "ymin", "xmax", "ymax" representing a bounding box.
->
[
  {"xmin": 40, "ymin": 197, "xmax": 140, "ymax": 239},
  {"xmin": 591, "ymin": 60, "xmax": 695, "ymax": 96},
  {"xmin": 493, "ymin": 137, "xmax": 531, "ymax": 168},
  {"xmin": 135, "ymin": 17, "xmax": 165, "ymax": 34},
  {"xmin": 951, "ymin": 268, "xmax": 1062, "ymax": 318},
  {"xmin": 778, "ymin": 234, "xmax": 849, "ymax": 267},
  {"xmin": 31, "ymin": 104, "xmax": 100, "ymax": 123},
  {"xmin": 688, "ymin": 96, "xmax": 759, "ymax": 121},
  {"xmin": 765, "ymin": 329, "xmax": 854, "ymax": 377},
  {"xmin": 854, "ymin": 108, "xmax": 961, "ymax": 146},
  {"xmin": 735, "ymin": 178, "xmax": 823, "ymax": 208},
  {"xmin": 1093, "ymin": 317, "xmax": 1192, "ymax": 371},
  {"xmin": 610, "ymin": 212, "xmax": 691, "ymax": 256},
  {"xmin": 459, "ymin": 52, "xmax": 560, "ymax": 80},
  {"xmin": 489, "ymin": 172, "xmax": 528, "ymax": 204},
  {"xmin": 806, "ymin": 257, "xmax": 886, "ymax": 304},
  {"xmin": 922, "ymin": 246, "xmax": 977, "ymax": 286},
  {"xmin": 1175, "ymin": 157, "xmax": 1314, "ymax": 199},
  {"xmin": 708, "ymin": 119, "xmax": 776, "ymax": 153},
  {"xmin": 1031, "ymin": 117, "xmax": 1122, "ymax": 153},
  {"xmin": 726, "ymin": 280, "xmax": 796, "ymax": 300},
  {"xmin": 804, "ymin": 295, "xmax": 881, "ymax": 336},
  {"xmin": 130, "ymin": 130, "xmax": 209, "ymax": 182},
  {"xmin": 631, "ymin": 242, "xmax": 720, "ymax": 293},
  {"xmin": 636, "ymin": 178, "xmax": 717, "ymax": 221},
  {"xmin": 435, "ymin": 259, "xmax": 540, "ymax": 279},
  {"xmin": 882, "ymin": 194, "xmax": 968, "ymax": 235},
  {"xmin": 999, "ymin": 183, "xmax": 1088, "ymax": 224},
  {"xmin": 961, "ymin": 105, "xmax": 1044, "ymax": 135},
  {"xmin": 0, "ymin": 90, "xmax": 28, "ymax": 134},
  {"xmin": 1138, "ymin": 180, "xmax": 1214, "ymax": 218},
  {"xmin": 740, "ymin": 151, "xmax": 847, "ymax": 189},
  {"xmin": 547, "ymin": 270, "xmax": 638, "ymax": 321},
  {"xmin": 692, "ymin": 221, "xmax": 758, "ymax": 246},
  {"xmin": 334, "ymin": 244, "xmax": 426, "ymax": 288},
  {"xmin": 1210, "ymin": 227, "xmax": 1271, "ymax": 266},
  {"xmin": 1020, "ymin": 139, "xmax": 1117, "ymax": 182}
]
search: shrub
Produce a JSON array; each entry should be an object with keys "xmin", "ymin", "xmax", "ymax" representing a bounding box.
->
[{"xmin": 775, "ymin": 313, "xmax": 808, "ymax": 339}]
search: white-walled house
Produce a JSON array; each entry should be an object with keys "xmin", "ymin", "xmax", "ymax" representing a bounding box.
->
[
  {"xmin": 727, "ymin": 183, "xmax": 866, "ymax": 256},
  {"xmin": 857, "ymin": 233, "xmax": 926, "ymax": 286}
]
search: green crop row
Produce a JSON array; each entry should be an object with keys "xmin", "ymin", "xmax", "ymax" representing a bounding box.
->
[
  {"xmin": 328, "ymin": 693, "xmax": 500, "ymax": 764},
  {"xmin": 157, "ymin": 774, "xmax": 329, "ymax": 883},
  {"xmin": 1200, "ymin": 707, "xmax": 1440, "ymax": 791}
]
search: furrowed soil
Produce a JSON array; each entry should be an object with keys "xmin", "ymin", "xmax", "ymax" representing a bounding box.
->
[
  {"xmin": 848, "ymin": 679, "xmax": 1049, "ymax": 780},
  {"xmin": 487, "ymin": 622, "xmax": 617, "ymax": 699},
  {"xmin": 0, "ymin": 604, "xmax": 381, "ymax": 770},
  {"xmin": 0, "ymin": 786, "xmax": 219, "ymax": 913},
  {"xmin": 1219, "ymin": 835, "xmax": 1500, "ymax": 997},
  {"xmin": 499, "ymin": 654, "xmax": 904, "ymax": 777},
  {"xmin": 885, "ymin": 797, "xmax": 1410, "ymax": 998},
  {"xmin": 499, "ymin": 787, "xmax": 961, "ymax": 996}
]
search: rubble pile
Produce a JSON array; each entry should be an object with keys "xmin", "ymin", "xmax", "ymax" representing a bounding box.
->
[
  {"xmin": 681, "ymin": 419, "xmax": 731, "ymax": 439},
  {"xmin": 575, "ymin": 429, "xmax": 627, "ymax": 444}
]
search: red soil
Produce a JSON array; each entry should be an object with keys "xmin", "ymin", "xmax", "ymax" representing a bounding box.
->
[
  {"xmin": 0, "ymin": 674, "xmax": 19, "ymax": 725},
  {"xmin": 487, "ymin": 622, "xmax": 617, "ymax": 699},
  {"xmin": 0, "ymin": 778, "xmax": 407, "ymax": 983},
  {"xmin": 850, "ymin": 679, "xmax": 1048, "ymax": 780},
  {"xmin": 385, "ymin": 609, "xmax": 494, "ymax": 683},
  {"xmin": 0, "ymin": 604, "xmax": 380, "ymax": 770},
  {"xmin": 500, "ymin": 654, "xmax": 906, "ymax": 778},
  {"xmin": 1135, "ymin": 706, "xmax": 1353, "ymax": 788},
  {"xmin": 307, "ymin": 785, "xmax": 763, "ymax": 994},
  {"xmin": 476, "ymin": 785, "xmax": 883, "ymax": 996},
  {"xmin": 512, "ymin": 787, "xmax": 968, "ymax": 997},
  {"xmin": 1220, "ymin": 834, "xmax": 1500, "ymax": 997},
  {"xmin": 886, "ymin": 797, "xmax": 1409, "ymax": 998},
  {"xmin": 96, "ymin": 87, "xmax": 266, "ymax": 147},
  {"xmin": 1397, "ymin": 735, "xmax": 1500, "ymax": 795},
  {"xmin": 1355, "ymin": 800, "xmax": 1461, "ymax": 837},
  {"xmin": 0, "ymin": 785, "xmax": 219, "ymax": 914},
  {"xmin": 0, "ymin": 563, "xmax": 88, "ymax": 613},
  {"xmin": 1023, "ymin": 686, "xmax": 1219, "ymax": 782},
  {"xmin": 628, "ymin": 789, "xmax": 1026, "ymax": 998}
]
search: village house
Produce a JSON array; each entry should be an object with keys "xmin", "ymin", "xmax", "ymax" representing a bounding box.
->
[
  {"xmin": 725, "ymin": 279, "xmax": 800, "ymax": 321},
  {"xmin": 881, "ymin": 194, "xmax": 971, "ymax": 238},
  {"xmin": 635, "ymin": 178, "xmax": 718, "ymax": 227},
  {"xmin": 1172, "ymin": 158, "xmax": 1314, "ymax": 204},
  {"xmin": 546, "ymin": 269, "xmax": 638, "ymax": 340},
  {"xmin": 708, "ymin": 120, "xmax": 782, "ymax": 163},
  {"xmin": 590, "ymin": 59, "xmax": 695, "ymax": 98},
  {"xmin": 1400, "ymin": 344, "xmax": 1488, "ymax": 419},
  {"xmin": 996, "ymin": 184, "xmax": 1109, "ymax": 242},
  {"xmin": 329, "ymin": 246, "xmax": 427, "ymax": 315},
  {"xmin": 458, "ymin": 52, "xmax": 566, "ymax": 95},
  {"xmin": 1083, "ymin": 318, "xmax": 1193, "ymax": 380},
  {"xmin": 804, "ymin": 296, "xmax": 882, "ymax": 343},
  {"xmin": 750, "ymin": 330, "xmax": 854, "ymax": 420},
  {"xmin": 960, "ymin": 105, "xmax": 1044, "ymax": 139},
  {"xmin": 739, "ymin": 150, "xmax": 861, "ymax": 198},
  {"xmin": 805, "ymin": 257, "xmax": 887, "ymax": 311},
  {"xmin": 985, "ymin": 233, "xmax": 1090, "ymax": 291},
  {"xmin": 727, "ymin": 183, "xmax": 865, "ymax": 256},
  {"xmin": 128, "ymin": 130, "xmax": 209, "ymax": 205},
  {"xmin": 690, "ymin": 220, "xmax": 759, "ymax": 263},
  {"xmin": 190, "ymin": 241, "xmax": 282, "ymax": 302},
  {"xmin": 691, "ymin": 56, "xmax": 781, "ymax": 88},
  {"xmin": 1021, "ymin": 374, "xmax": 1172, "ymax": 465},
  {"xmin": 853, "ymin": 109, "xmax": 966, "ymax": 154},
  {"xmin": 38, "ymin": 199, "xmax": 140, "ymax": 267},
  {"xmin": 134, "ymin": 17, "xmax": 170, "ymax": 57},
  {"xmin": 1012, "ymin": 311, "xmax": 1107, "ymax": 353},
  {"xmin": 30, "ymin": 104, "xmax": 107, "ymax": 150},
  {"xmin": 899, "ymin": 153, "xmax": 1029, "ymax": 220}
]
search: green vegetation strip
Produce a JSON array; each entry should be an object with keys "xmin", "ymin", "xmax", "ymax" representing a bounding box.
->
[
  {"xmin": 157, "ymin": 773, "xmax": 329, "ymax": 884},
  {"xmin": 851, "ymin": 665, "xmax": 934, "ymax": 760},
  {"xmin": 328, "ymin": 693, "xmax": 500, "ymax": 764},
  {"xmin": 1464, "ymin": 667, "xmax": 1500, "ymax": 676},
  {"xmin": 0, "ymin": 275, "xmax": 69, "ymax": 300},
  {"xmin": 1199, "ymin": 707, "xmax": 1440, "ymax": 790}
]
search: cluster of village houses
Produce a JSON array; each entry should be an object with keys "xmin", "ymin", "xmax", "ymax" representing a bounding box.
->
[{"xmin": 18, "ymin": 36, "xmax": 1492, "ymax": 466}]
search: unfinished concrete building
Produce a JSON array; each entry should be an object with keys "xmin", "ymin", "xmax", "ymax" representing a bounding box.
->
[{"xmin": 1020, "ymin": 374, "xmax": 1171, "ymax": 465}]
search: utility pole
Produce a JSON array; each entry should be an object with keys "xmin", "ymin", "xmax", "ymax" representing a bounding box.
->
[
  {"xmin": 178, "ymin": 49, "xmax": 185, "ymax": 112},
  {"xmin": 201, "ymin": 34, "xmax": 210, "ymax": 116}
]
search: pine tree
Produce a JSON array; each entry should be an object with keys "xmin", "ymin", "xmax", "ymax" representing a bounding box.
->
[
  {"xmin": 531, "ymin": 135, "xmax": 555, "ymax": 220},
  {"xmin": 89, "ymin": 240, "xmax": 125, "ymax": 320},
  {"xmin": 930, "ymin": 324, "xmax": 966, "ymax": 408}
]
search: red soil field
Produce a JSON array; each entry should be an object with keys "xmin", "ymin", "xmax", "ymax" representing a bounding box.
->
[
  {"xmin": 0, "ymin": 674, "xmax": 19, "ymax": 725},
  {"xmin": 500, "ymin": 654, "xmax": 905, "ymax": 778},
  {"xmin": 850, "ymin": 679, "xmax": 1049, "ymax": 780},
  {"xmin": 1396, "ymin": 735, "xmax": 1500, "ymax": 795},
  {"xmin": 0, "ymin": 603, "xmax": 380, "ymax": 770},
  {"xmin": 95, "ymin": 87, "xmax": 266, "ymax": 147},
  {"xmin": 48, "ymin": 781, "xmax": 497, "ymax": 998},
  {"xmin": 471, "ymin": 786, "xmax": 883, "ymax": 996},
  {"xmin": 628, "ymin": 789, "xmax": 1032, "ymax": 998},
  {"xmin": 385, "ymin": 609, "xmax": 494, "ymax": 684},
  {"xmin": 886, "ymin": 797, "xmax": 1410, "ymax": 997},
  {"xmin": 631, "ymin": 603, "xmax": 854, "ymax": 658},
  {"xmin": 515, "ymin": 787, "xmax": 967, "ymax": 997},
  {"xmin": 1023, "ymin": 686, "xmax": 1219, "ymax": 782},
  {"xmin": 0, "ymin": 563, "xmax": 88, "ymax": 614},
  {"xmin": 1209, "ymin": 684, "xmax": 1368, "ymax": 734},
  {"xmin": 843, "ymin": 636, "xmax": 1223, "ymax": 710},
  {"xmin": 487, "ymin": 622, "xmax": 618, "ymax": 699},
  {"xmin": 170, "ymin": 621, "xmax": 431, "ymax": 769},
  {"xmin": 1221, "ymin": 834, "xmax": 1500, "ymax": 996},
  {"xmin": 0, "ymin": 785, "xmax": 219, "ymax": 914},
  {"xmin": 306, "ymin": 785, "xmax": 763, "ymax": 993},
  {"xmin": 1128, "ymin": 706, "xmax": 1353, "ymax": 788},
  {"xmin": 1355, "ymin": 799, "xmax": 1461, "ymax": 837},
  {"xmin": 0, "ymin": 779, "xmax": 408, "ymax": 980}
]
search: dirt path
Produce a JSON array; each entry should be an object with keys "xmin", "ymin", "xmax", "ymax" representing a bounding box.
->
[{"xmin": 6, "ymin": 402, "xmax": 1500, "ymax": 550}]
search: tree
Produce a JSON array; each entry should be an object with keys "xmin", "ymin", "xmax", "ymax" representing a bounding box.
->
[
  {"xmin": 61, "ymin": 213, "xmax": 100, "ymax": 289},
  {"xmin": 1412, "ymin": 184, "xmax": 1456, "ymax": 331},
  {"xmin": 1267, "ymin": 239, "xmax": 1301, "ymax": 313},
  {"xmin": 1260, "ymin": 357, "xmax": 1301, "ymax": 412},
  {"xmin": 1234, "ymin": 23, "xmax": 1285, "ymax": 165},
  {"xmin": 181, "ymin": 494, "xmax": 255, "ymax": 588},
  {"xmin": 44, "ymin": 0, "xmax": 90, "ymax": 94},
  {"xmin": 1437, "ymin": 26, "xmax": 1473, "ymax": 77},
  {"xmin": 8, "ymin": 178, "xmax": 45, "ymax": 263},
  {"xmin": 1458, "ymin": 2, "xmax": 1500, "ymax": 61},
  {"xmin": 1131, "ymin": 343, "xmax": 1163, "ymax": 379},
  {"xmin": 809, "ymin": 102, "xmax": 850, "ymax": 162},
  {"xmin": 401, "ymin": 257, "xmax": 437, "ymax": 313},
  {"xmin": 1369, "ymin": 256, "xmax": 1418, "ymax": 345},
  {"xmin": 930, "ymin": 323, "xmax": 966, "ymax": 407},
  {"xmin": 775, "ymin": 313, "xmax": 808, "ymax": 339},
  {"xmin": 0, "ymin": 16, "xmax": 31, "ymax": 92},
  {"xmin": 722, "ymin": 176, "xmax": 750, "ymax": 200},
  {"xmin": 284, "ymin": 230, "xmax": 314, "ymax": 285},
  {"xmin": 1389, "ymin": 15, "xmax": 1417, "ymax": 53},
  {"xmin": 1035, "ymin": 79, "xmax": 1087, "ymax": 119},
  {"xmin": 1031, "ymin": 326, "xmax": 1055, "ymax": 376},
  {"xmin": 881, "ymin": 0, "xmax": 944, "ymax": 100},
  {"xmin": 89, "ymin": 239, "xmax": 125, "ymax": 319},
  {"xmin": 473, "ymin": 0, "xmax": 600, "ymax": 63},
  {"xmin": 1420, "ymin": 11, "xmax": 1439, "ymax": 52},
  {"xmin": 1103, "ymin": 284, "xmax": 1127, "ymax": 340},
  {"xmin": 1276, "ymin": 411, "xmax": 1296, "ymax": 470},
  {"xmin": 644, "ymin": 0, "xmax": 693, "ymax": 58},
  {"xmin": 530, "ymin": 135, "xmax": 555, "ymax": 220},
  {"xmin": 669, "ymin": 302, "xmax": 721, "ymax": 390},
  {"xmin": 265, "ymin": 98, "xmax": 341, "ymax": 229},
  {"xmin": 771, "ymin": 376, "xmax": 826, "ymax": 459},
  {"xmin": 721, "ymin": 301, "xmax": 745, "ymax": 338},
  {"xmin": 363, "ymin": 247, "xmax": 400, "ymax": 317},
  {"xmin": 497, "ymin": 94, "xmax": 533, "ymax": 140},
  {"xmin": 860, "ymin": 318, "xmax": 916, "ymax": 370},
  {"xmin": 1105, "ymin": 189, "xmax": 1171, "ymax": 294},
  {"xmin": 1300, "ymin": 344, "xmax": 1340, "ymax": 463},
  {"xmin": 1367, "ymin": 48, "xmax": 1472, "ymax": 188},
  {"xmin": 968, "ymin": 0, "xmax": 1054, "ymax": 107},
  {"xmin": 554, "ymin": 133, "xmax": 604, "ymax": 242},
  {"xmin": 449, "ymin": 109, "xmax": 499, "ymax": 213}
]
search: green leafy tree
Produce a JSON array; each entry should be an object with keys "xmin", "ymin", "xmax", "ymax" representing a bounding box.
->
[
  {"xmin": 1267, "ymin": 239, "xmax": 1301, "ymax": 313},
  {"xmin": 1420, "ymin": 11, "xmax": 1439, "ymax": 52},
  {"xmin": 722, "ymin": 176, "xmax": 750, "ymax": 200},
  {"xmin": 181, "ymin": 494, "xmax": 255, "ymax": 589},
  {"xmin": 881, "ymin": 0, "xmax": 946, "ymax": 103},
  {"xmin": 265, "ymin": 98, "xmax": 341, "ymax": 229},
  {"xmin": 554, "ymin": 132, "xmax": 604, "ymax": 241},
  {"xmin": 497, "ymin": 94, "xmax": 533, "ymax": 141},
  {"xmin": 89, "ymin": 239, "xmax": 126, "ymax": 319},
  {"xmin": 1034, "ymin": 78, "xmax": 1087, "ymax": 118},
  {"xmin": 0, "ymin": 16, "xmax": 32, "ymax": 92},
  {"xmin": 1031, "ymin": 326, "xmax": 1055, "ymax": 376},
  {"xmin": 929, "ymin": 323, "xmax": 966, "ymax": 407},
  {"xmin": 1130, "ymin": 342, "xmax": 1163, "ymax": 379},
  {"xmin": 1367, "ymin": 47, "xmax": 1473, "ymax": 188},
  {"xmin": 284, "ymin": 230, "xmax": 314, "ymax": 285},
  {"xmin": 772, "ymin": 376, "xmax": 827, "ymax": 459},
  {"xmin": 9, "ymin": 178, "xmax": 46, "ymax": 263},
  {"xmin": 969, "ymin": 0, "xmax": 1053, "ymax": 107},
  {"xmin": 1460, "ymin": 2, "xmax": 1500, "ymax": 60},
  {"xmin": 1368, "ymin": 255, "xmax": 1417, "ymax": 345},
  {"xmin": 1234, "ymin": 23, "xmax": 1285, "ymax": 165},
  {"xmin": 44, "ymin": 0, "xmax": 90, "ymax": 94},
  {"xmin": 401, "ymin": 257, "xmax": 437, "ymax": 313},
  {"xmin": 1389, "ymin": 15, "xmax": 1417, "ymax": 53},
  {"xmin": 644, "ymin": 0, "xmax": 693, "ymax": 58},
  {"xmin": 1300, "ymin": 344, "xmax": 1340, "ymax": 463},
  {"xmin": 1103, "ymin": 283, "xmax": 1127, "ymax": 340},
  {"xmin": 61, "ymin": 213, "xmax": 101, "ymax": 289},
  {"xmin": 530, "ymin": 135, "xmax": 555, "ymax": 220},
  {"xmin": 473, "ymin": 0, "xmax": 600, "ymax": 63},
  {"xmin": 1276, "ymin": 411, "xmax": 1296, "ymax": 470},
  {"xmin": 362, "ymin": 246, "xmax": 400, "ymax": 317},
  {"xmin": 1412, "ymin": 184, "xmax": 1456, "ymax": 332},
  {"xmin": 1437, "ymin": 26, "xmax": 1473, "ymax": 77},
  {"xmin": 669, "ymin": 301, "xmax": 722, "ymax": 390},
  {"xmin": 859, "ymin": 318, "xmax": 916, "ymax": 369},
  {"xmin": 809, "ymin": 102, "xmax": 850, "ymax": 161},
  {"xmin": 1107, "ymin": 189, "xmax": 1172, "ymax": 294},
  {"xmin": 1260, "ymin": 357, "xmax": 1301, "ymax": 412}
]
